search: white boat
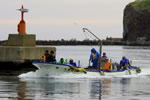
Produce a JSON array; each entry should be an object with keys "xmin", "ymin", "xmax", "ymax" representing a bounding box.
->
[
  {"xmin": 31, "ymin": 28, "xmax": 142, "ymax": 77},
  {"xmin": 32, "ymin": 62, "xmax": 141, "ymax": 76}
]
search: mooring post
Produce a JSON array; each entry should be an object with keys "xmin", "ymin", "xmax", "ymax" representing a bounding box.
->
[
  {"xmin": 98, "ymin": 40, "xmax": 102, "ymax": 71},
  {"xmin": 78, "ymin": 60, "xmax": 80, "ymax": 67}
]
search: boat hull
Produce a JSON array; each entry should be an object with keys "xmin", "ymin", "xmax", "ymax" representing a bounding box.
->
[{"xmin": 32, "ymin": 62, "xmax": 139, "ymax": 76}]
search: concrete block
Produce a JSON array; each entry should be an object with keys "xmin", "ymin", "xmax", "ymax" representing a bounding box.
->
[
  {"xmin": 0, "ymin": 46, "xmax": 56, "ymax": 63},
  {"xmin": 7, "ymin": 34, "xmax": 36, "ymax": 47}
]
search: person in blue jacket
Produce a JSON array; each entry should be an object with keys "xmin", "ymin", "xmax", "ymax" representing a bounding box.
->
[
  {"xmin": 89, "ymin": 48, "xmax": 100, "ymax": 69},
  {"xmin": 69, "ymin": 58, "xmax": 77, "ymax": 67},
  {"xmin": 120, "ymin": 56, "xmax": 129, "ymax": 69}
]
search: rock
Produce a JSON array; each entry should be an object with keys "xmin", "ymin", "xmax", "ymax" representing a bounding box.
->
[{"xmin": 123, "ymin": 0, "xmax": 150, "ymax": 42}]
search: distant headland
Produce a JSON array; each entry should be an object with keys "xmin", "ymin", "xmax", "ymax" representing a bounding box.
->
[{"xmin": 123, "ymin": 0, "xmax": 150, "ymax": 42}]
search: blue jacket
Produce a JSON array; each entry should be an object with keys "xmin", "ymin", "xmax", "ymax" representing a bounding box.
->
[
  {"xmin": 120, "ymin": 58, "xmax": 129, "ymax": 67},
  {"xmin": 89, "ymin": 48, "xmax": 100, "ymax": 69},
  {"xmin": 70, "ymin": 61, "xmax": 77, "ymax": 67},
  {"xmin": 89, "ymin": 48, "xmax": 100, "ymax": 61}
]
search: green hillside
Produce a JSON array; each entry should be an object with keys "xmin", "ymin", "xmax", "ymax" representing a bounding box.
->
[{"xmin": 129, "ymin": 0, "xmax": 150, "ymax": 11}]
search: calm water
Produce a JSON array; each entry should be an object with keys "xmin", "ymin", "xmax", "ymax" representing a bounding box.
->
[{"xmin": 1, "ymin": 45, "xmax": 150, "ymax": 100}]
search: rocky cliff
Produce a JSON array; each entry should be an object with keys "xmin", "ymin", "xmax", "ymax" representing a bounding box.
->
[{"xmin": 123, "ymin": 0, "xmax": 150, "ymax": 42}]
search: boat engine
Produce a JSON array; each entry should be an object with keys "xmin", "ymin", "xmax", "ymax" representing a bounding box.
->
[{"xmin": 136, "ymin": 67, "xmax": 141, "ymax": 73}]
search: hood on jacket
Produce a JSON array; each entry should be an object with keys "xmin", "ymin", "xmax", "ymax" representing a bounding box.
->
[{"xmin": 91, "ymin": 48, "xmax": 97, "ymax": 53}]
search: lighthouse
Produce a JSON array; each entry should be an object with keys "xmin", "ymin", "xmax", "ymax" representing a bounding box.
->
[
  {"xmin": 17, "ymin": 5, "xmax": 29, "ymax": 34},
  {"xmin": 0, "ymin": 4, "xmax": 56, "ymax": 68}
]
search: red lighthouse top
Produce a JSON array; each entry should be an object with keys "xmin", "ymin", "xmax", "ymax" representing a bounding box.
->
[
  {"xmin": 18, "ymin": 5, "xmax": 29, "ymax": 20},
  {"xmin": 18, "ymin": 5, "xmax": 29, "ymax": 12},
  {"xmin": 17, "ymin": 5, "xmax": 29, "ymax": 34}
]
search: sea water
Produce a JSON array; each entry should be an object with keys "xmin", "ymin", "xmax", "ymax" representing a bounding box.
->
[{"xmin": 1, "ymin": 45, "xmax": 150, "ymax": 100}]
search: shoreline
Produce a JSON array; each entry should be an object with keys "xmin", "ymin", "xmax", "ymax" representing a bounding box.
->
[
  {"xmin": 1, "ymin": 40, "xmax": 150, "ymax": 46},
  {"xmin": 36, "ymin": 40, "xmax": 150, "ymax": 46}
]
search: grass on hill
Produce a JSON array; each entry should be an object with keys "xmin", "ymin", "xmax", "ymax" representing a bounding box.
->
[{"xmin": 129, "ymin": 0, "xmax": 150, "ymax": 11}]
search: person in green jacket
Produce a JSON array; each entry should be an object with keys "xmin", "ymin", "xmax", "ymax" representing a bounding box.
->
[{"xmin": 57, "ymin": 58, "xmax": 66, "ymax": 64}]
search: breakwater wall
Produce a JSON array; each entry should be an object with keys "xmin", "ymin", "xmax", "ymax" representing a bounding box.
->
[
  {"xmin": 0, "ymin": 61, "xmax": 38, "ymax": 75},
  {"xmin": 0, "ymin": 46, "xmax": 56, "ymax": 75},
  {"xmin": 36, "ymin": 40, "xmax": 124, "ymax": 45},
  {"xmin": 36, "ymin": 40, "xmax": 150, "ymax": 46},
  {"xmin": 1, "ymin": 40, "xmax": 150, "ymax": 46}
]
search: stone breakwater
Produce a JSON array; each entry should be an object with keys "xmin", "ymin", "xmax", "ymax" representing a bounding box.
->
[
  {"xmin": 1, "ymin": 40, "xmax": 150, "ymax": 46},
  {"xmin": 35, "ymin": 40, "xmax": 150, "ymax": 46}
]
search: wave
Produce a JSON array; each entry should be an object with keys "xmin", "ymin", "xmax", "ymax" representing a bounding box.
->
[{"xmin": 18, "ymin": 67, "xmax": 150, "ymax": 79}]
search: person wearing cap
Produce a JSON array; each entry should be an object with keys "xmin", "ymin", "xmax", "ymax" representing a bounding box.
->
[
  {"xmin": 119, "ymin": 56, "xmax": 131, "ymax": 74},
  {"xmin": 89, "ymin": 48, "xmax": 100, "ymax": 69},
  {"xmin": 120, "ymin": 56, "xmax": 129, "ymax": 69},
  {"xmin": 69, "ymin": 59, "xmax": 77, "ymax": 67},
  {"xmin": 103, "ymin": 58, "xmax": 112, "ymax": 72}
]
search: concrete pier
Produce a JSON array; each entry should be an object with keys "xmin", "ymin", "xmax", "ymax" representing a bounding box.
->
[
  {"xmin": 0, "ymin": 33, "xmax": 56, "ymax": 75},
  {"xmin": 7, "ymin": 34, "xmax": 36, "ymax": 47},
  {"xmin": 0, "ymin": 46, "xmax": 56, "ymax": 62},
  {"xmin": 0, "ymin": 5, "xmax": 56, "ymax": 75},
  {"xmin": 0, "ymin": 33, "xmax": 56, "ymax": 63},
  {"xmin": 0, "ymin": 39, "xmax": 56, "ymax": 75},
  {"xmin": 0, "ymin": 45, "xmax": 56, "ymax": 75}
]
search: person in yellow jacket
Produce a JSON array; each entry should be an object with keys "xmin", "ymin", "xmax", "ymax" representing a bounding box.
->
[
  {"xmin": 40, "ymin": 50, "xmax": 50, "ymax": 62},
  {"xmin": 103, "ymin": 59, "xmax": 112, "ymax": 72},
  {"xmin": 40, "ymin": 50, "xmax": 56, "ymax": 63}
]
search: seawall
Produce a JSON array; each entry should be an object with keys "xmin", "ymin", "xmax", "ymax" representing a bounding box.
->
[
  {"xmin": 0, "ymin": 46, "xmax": 56, "ymax": 75},
  {"xmin": 36, "ymin": 40, "xmax": 150, "ymax": 46}
]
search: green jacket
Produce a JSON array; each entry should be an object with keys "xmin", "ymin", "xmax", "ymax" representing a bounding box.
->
[{"xmin": 57, "ymin": 61, "xmax": 66, "ymax": 64}]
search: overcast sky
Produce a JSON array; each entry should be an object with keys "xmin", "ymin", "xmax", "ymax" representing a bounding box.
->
[{"xmin": 0, "ymin": 0, "xmax": 135, "ymax": 40}]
